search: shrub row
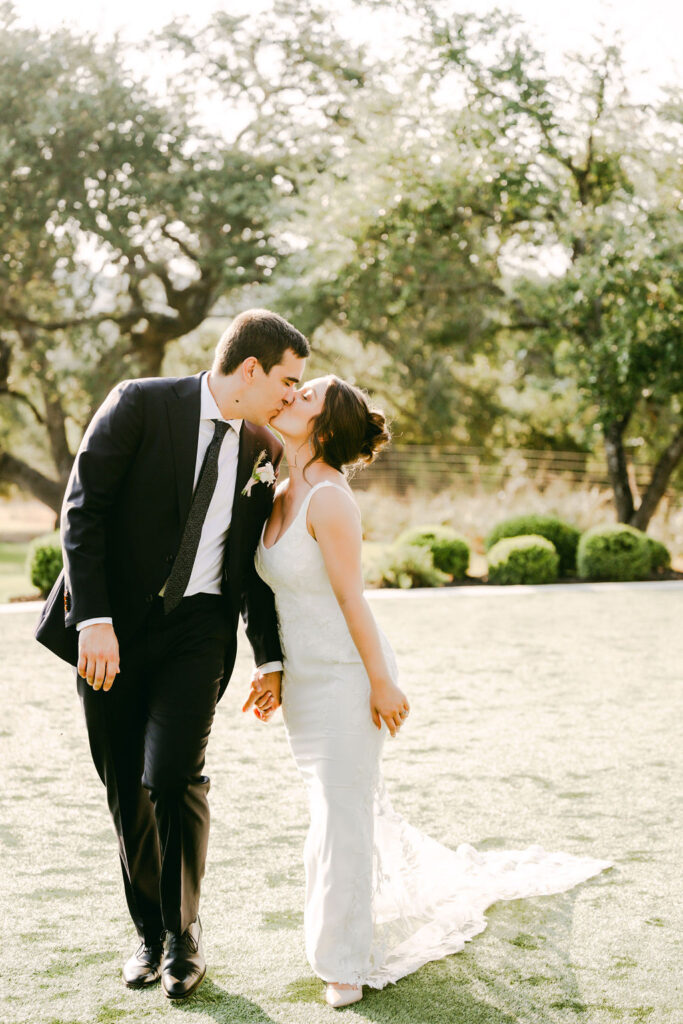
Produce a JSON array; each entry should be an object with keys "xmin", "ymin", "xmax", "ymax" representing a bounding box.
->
[
  {"xmin": 484, "ymin": 514, "xmax": 580, "ymax": 577},
  {"xmin": 25, "ymin": 515, "xmax": 674, "ymax": 596},
  {"xmin": 370, "ymin": 515, "xmax": 671, "ymax": 589},
  {"xmin": 487, "ymin": 521, "xmax": 672, "ymax": 586}
]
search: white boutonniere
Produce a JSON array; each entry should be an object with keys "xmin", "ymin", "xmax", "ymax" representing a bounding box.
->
[{"xmin": 242, "ymin": 450, "xmax": 276, "ymax": 496}]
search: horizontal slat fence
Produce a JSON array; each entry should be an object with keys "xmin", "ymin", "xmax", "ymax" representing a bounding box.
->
[{"xmin": 342, "ymin": 445, "xmax": 681, "ymax": 501}]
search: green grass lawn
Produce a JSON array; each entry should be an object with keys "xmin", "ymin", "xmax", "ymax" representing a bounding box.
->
[{"xmin": 1, "ymin": 588, "xmax": 681, "ymax": 1024}]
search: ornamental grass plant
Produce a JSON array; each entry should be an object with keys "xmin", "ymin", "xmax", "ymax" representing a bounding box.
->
[{"xmin": 396, "ymin": 525, "xmax": 470, "ymax": 579}]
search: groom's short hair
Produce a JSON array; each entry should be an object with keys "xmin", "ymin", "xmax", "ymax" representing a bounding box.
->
[{"xmin": 213, "ymin": 309, "xmax": 309, "ymax": 376}]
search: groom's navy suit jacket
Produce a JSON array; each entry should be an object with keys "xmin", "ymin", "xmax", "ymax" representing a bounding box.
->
[{"xmin": 34, "ymin": 371, "xmax": 283, "ymax": 700}]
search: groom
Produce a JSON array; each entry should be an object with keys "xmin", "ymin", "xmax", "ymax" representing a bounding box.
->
[{"xmin": 35, "ymin": 309, "xmax": 309, "ymax": 999}]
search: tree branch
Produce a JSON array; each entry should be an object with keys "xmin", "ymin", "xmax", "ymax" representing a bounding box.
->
[
  {"xmin": 0, "ymin": 384, "xmax": 46, "ymax": 425},
  {"xmin": 0, "ymin": 450, "xmax": 63, "ymax": 513},
  {"xmin": 160, "ymin": 223, "xmax": 200, "ymax": 262},
  {"xmin": 2, "ymin": 307, "xmax": 149, "ymax": 332}
]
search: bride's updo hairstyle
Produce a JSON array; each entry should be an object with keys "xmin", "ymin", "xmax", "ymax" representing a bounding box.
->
[{"xmin": 305, "ymin": 377, "xmax": 390, "ymax": 476}]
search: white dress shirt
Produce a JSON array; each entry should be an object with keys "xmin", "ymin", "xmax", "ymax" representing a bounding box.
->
[{"xmin": 77, "ymin": 372, "xmax": 282, "ymax": 674}]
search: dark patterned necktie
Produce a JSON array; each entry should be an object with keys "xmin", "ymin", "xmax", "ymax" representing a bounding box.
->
[{"xmin": 163, "ymin": 418, "xmax": 231, "ymax": 614}]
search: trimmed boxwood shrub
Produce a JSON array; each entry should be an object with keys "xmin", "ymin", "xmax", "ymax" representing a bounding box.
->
[
  {"xmin": 374, "ymin": 542, "xmax": 450, "ymax": 589},
  {"xmin": 27, "ymin": 530, "xmax": 62, "ymax": 597},
  {"xmin": 487, "ymin": 535, "xmax": 560, "ymax": 585},
  {"xmin": 485, "ymin": 514, "xmax": 580, "ymax": 576},
  {"xmin": 577, "ymin": 524, "xmax": 651, "ymax": 581},
  {"xmin": 396, "ymin": 524, "xmax": 470, "ymax": 579},
  {"xmin": 645, "ymin": 536, "xmax": 671, "ymax": 573}
]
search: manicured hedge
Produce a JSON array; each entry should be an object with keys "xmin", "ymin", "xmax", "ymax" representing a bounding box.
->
[
  {"xmin": 645, "ymin": 536, "xmax": 671, "ymax": 573},
  {"xmin": 577, "ymin": 524, "xmax": 651, "ymax": 581},
  {"xmin": 396, "ymin": 525, "xmax": 470, "ymax": 579},
  {"xmin": 27, "ymin": 531, "xmax": 62, "ymax": 597},
  {"xmin": 485, "ymin": 514, "xmax": 580, "ymax": 576},
  {"xmin": 487, "ymin": 534, "xmax": 560, "ymax": 585}
]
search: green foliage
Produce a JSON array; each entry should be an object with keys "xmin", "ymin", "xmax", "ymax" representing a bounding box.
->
[
  {"xmin": 0, "ymin": 10, "xmax": 293, "ymax": 509},
  {"xmin": 484, "ymin": 514, "xmax": 580, "ymax": 576},
  {"xmin": 397, "ymin": 524, "xmax": 470, "ymax": 578},
  {"xmin": 645, "ymin": 536, "xmax": 671, "ymax": 573},
  {"xmin": 577, "ymin": 524, "xmax": 652, "ymax": 581},
  {"xmin": 281, "ymin": 9, "xmax": 682, "ymax": 520},
  {"xmin": 547, "ymin": 219, "xmax": 683, "ymax": 468},
  {"xmin": 371, "ymin": 542, "xmax": 450, "ymax": 589},
  {"xmin": 27, "ymin": 530, "xmax": 62, "ymax": 597},
  {"xmin": 1, "ymin": 4, "xmax": 681, "ymax": 533},
  {"xmin": 487, "ymin": 535, "xmax": 559, "ymax": 585}
]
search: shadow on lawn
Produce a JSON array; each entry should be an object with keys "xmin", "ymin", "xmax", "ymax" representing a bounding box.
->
[
  {"xmin": 332, "ymin": 887, "xmax": 606, "ymax": 1023},
  {"xmin": 170, "ymin": 979, "xmax": 281, "ymax": 1024}
]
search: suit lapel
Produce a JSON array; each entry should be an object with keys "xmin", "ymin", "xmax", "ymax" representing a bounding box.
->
[
  {"xmin": 165, "ymin": 371, "xmax": 203, "ymax": 526},
  {"xmin": 234, "ymin": 421, "xmax": 261, "ymax": 507},
  {"xmin": 226, "ymin": 422, "xmax": 263, "ymax": 581}
]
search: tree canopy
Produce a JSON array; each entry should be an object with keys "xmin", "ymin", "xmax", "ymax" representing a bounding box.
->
[{"xmin": 0, "ymin": 1, "xmax": 681, "ymax": 529}]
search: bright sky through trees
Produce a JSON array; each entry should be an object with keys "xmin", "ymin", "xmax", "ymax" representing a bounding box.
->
[{"xmin": 11, "ymin": 0, "xmax": 682, "ymax": 103}]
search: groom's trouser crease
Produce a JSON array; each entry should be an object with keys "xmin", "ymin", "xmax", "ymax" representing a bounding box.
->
[{"xmin": 76, "ymin": 593, "xmax": 228, "ymax": 940}]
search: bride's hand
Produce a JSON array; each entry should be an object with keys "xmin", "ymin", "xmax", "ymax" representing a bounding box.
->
[
  {"xmin": 242, "ymin": 669, "xmax": 281, "ymax": 722},
  {"xmin": 370, "ymin": 679, "xmax": 410, "ymax": 737}
]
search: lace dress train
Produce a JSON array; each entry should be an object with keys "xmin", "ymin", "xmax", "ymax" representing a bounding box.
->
[{"xmin": 255, "ymin": 481, "xmax": 613, "ymax": 988}]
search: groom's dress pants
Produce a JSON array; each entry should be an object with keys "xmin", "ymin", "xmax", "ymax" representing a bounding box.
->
[{"xmin": 77, "ymin": 593, "xmax": 229, "ymax": 941}]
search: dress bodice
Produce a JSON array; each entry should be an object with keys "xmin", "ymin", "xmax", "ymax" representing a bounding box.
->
[{"xmin": 255, "ymin": 481, "xmax": 364, "ymax": 668}]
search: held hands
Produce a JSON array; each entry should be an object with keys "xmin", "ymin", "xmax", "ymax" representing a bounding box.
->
[
  {"xmin": 242, "ymin": 669, "xmax": 282, "ymax": 723},
  {"xmin": 77, "ymin": 623, "xmax": 120, "ymax": 691},
  {"xmin": 370, "ymin": 678, "xmax": 410, "ymax": 737}
]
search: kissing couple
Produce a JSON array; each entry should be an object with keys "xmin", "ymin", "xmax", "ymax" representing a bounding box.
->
[{"xmin": 36, "ymin": 309, "xmax": 612, "ymax": 1008}]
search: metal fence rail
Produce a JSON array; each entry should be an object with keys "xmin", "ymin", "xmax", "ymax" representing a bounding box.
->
[{"xmin": 347, "ymin": 444, "xmax": 681, "ymax": 500}]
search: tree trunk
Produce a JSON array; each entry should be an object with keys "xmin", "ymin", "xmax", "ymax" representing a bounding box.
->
[
  {"xmin": 41, "ymin": 383, "xmax": 74, "ymax": 483},
  {"xmin": 604, "ymin": 417, "xmax": 635, "ymax": 523},
  {"xmin": 631, "ymin": 423, "xmax": 683, "ymax": 531},
  {"xmin": 0, "ymin": 451, "xmax": 63, "ymax": 513}
]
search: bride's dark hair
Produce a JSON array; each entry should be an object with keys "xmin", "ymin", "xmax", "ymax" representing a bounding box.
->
[{"xmin": 305, "ymin": 377, "xmax": 390, "ymax": 476}]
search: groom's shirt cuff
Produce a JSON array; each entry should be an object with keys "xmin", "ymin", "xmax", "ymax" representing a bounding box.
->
[
  {"xmin": 76, "ymin": 617, "xmax": 113, "ymax": 631},
  {"xmin": 258, "ymin": 660, "xmax": 283, "ymax": 675}
]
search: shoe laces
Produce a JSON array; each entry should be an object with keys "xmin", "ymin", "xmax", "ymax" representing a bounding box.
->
[
  {"xmin": 166, "ymin": 928, "xmax": 198, "ymax": 956},
  {"xmin": 136, "ymin": 940, "xmax": 163, "ymax": 960}
]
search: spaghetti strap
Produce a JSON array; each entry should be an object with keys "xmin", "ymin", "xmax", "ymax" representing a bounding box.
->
[
  {"xmin": 302, "ymin": 480, "xmax": 351, "ymax": 505},
  {"xmin": 301, "ymin": 480, "xmax": 355, "ymax": 518}
]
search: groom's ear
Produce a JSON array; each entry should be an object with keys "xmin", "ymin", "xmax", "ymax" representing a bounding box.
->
[{"xmin": 242, "ymin": 356, "xmax": 260, "ymax": 381}]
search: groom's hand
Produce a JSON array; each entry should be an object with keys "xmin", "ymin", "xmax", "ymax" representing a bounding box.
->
[
  {"xmin": 78, "ymin": 623, "xmax": 120, "ymax": 691},
  {"xmin": 242, "ymin": 669, "xmax": 281, "ymax": 721}
]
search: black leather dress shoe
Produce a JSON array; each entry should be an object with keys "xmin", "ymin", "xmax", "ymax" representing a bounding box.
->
[
  {"xmin": 122, "ymin": 940, "xmax": 164, "ymax": 988},
  {"xmin": 161, "ymin": 918, "xmax": 206, "ymax": 1000}
]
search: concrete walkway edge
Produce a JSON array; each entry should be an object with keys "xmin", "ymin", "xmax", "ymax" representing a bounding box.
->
[{"xmin": 3, "ymin": 578, "xmax": 682, "ymax": 614}]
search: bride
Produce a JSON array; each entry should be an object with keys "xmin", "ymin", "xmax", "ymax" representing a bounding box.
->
[{"xmin": 243, "ymin": 375, "xmax": 613, "ymax": 1008}]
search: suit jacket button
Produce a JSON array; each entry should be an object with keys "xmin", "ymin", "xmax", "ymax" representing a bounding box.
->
[
  {"xmin": 166, "ymin": 554, "xmax": 174, "ymax": 564},
  {"xmin": 146, "ymin": 594, "xmax": 154, "ymax": 603}
]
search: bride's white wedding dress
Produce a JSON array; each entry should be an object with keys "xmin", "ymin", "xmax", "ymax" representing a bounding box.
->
[{"xmin": 255, "ymin": 481, "xmax": 613, "ymax": 989}]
